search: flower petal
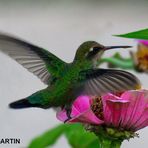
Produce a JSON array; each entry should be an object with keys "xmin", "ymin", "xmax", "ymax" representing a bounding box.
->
[
  {"xmin": 133, "ymin": 107, "xmax": 148, "ymax": 131},
  {"xmin": 102, "ymin": 90, "xmax": 148, "ymax": 131},
  {"xmin": 73, "ymin": 96, "xmax": 92, "ymax": 112},
  {"xmin": 102, "ymin": 93, "xmax": 129, "ymax": 126},
  {"xmin": 56, "ymin": 106, "xmax": 80, "ymax": 122},
  {"xmin": 138, "ymin": 40, "xmax": 148, "ymax": 46},
  {"xmin": 68, "ymin": 109, "xmax": 104, "ymax": 125},
  {"xmin": 57, "ymin": 95, "xmax": 103, "ymax": 124},
  {"xmin": 56, "ymin": 96, "xmax": 91, "ymax": 122},
  {"xmin": 120, "ymin": 90, "xmax": 148, "ymax": 130},
  {"xmin": 104, "ymin": 99, "xmax": 129, "ymax": 127}
]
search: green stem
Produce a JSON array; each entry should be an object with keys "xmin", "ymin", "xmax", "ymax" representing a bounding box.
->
[
  {"xmin": 111, "ymin": 140, "xmax": 122, "ymax": 148},
  {"xmin": 98, "ymin": 136, "xmax": 122, "ymax": 148},
  {"xmin": 98, "ymin": 57, "xmax": 135, "ymax": 69}
]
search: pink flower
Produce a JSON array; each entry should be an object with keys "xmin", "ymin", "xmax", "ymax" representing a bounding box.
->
[
  {"xmin": 57, "ymin": 90, "xmax": 148, "ymax": 131},
  {"xmin": 57, "ymin": 96, "xmax": 103, "ymax": 125},
  {"xmin": 131, "ymin": 40, "xmax": 148, "ymax": 72},
  {"xmin": 138, "ymin": 40, "xmax": 148, "ymax": 46}
]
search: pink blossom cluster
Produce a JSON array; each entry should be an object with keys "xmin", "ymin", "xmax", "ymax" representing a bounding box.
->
[{"xmin": 57, "ymin": 90, "xmax": 148, "ymax": 132}]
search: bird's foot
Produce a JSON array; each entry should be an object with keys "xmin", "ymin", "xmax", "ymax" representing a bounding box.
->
[
  {"xmin": 64, "ymin": 116, "xmax": 72, "ymax": 123},
  {"xmin": 64, "ymin": 105, "xmax": 72, "ymax": 123}
]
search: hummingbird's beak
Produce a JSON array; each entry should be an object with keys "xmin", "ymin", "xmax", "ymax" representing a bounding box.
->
[{"xmin": 104, "ymin": 46, "xmax": 132, "ymax": 50}]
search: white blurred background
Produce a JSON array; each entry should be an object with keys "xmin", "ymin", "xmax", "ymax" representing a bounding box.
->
[{"xmin": 0, "ymin": 0, "xmax": 148, "ymax": 147}]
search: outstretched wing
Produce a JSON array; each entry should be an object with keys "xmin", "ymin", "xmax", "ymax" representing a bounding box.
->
[
  {"xmin": 0, "ymin": 33, "xmax": 67, "ymax": 84},
  {"xmin": 77, "ymin": 68, "xmax": 141, "ymax": 96}
]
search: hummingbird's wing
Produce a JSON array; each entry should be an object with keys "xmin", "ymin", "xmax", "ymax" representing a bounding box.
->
[
  {"xmin": 0, "ymin": 33, "xmax": 66, "ymax": 84},
  {"xmin": 77, "ymin": 69, "xmax": 141, "ymax": 96}
]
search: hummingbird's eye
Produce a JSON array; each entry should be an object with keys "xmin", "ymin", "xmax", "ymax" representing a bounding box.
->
[
  {"xmin": 90, "ymin": 47, "xmax": 100, "ymax": 54},
  {"xmin": 89, "ymin": 47, "xmax": 99, "ymax": 52},
  {"xmin": 86, "ymin": 47, "xmax": 100, "ymax": 58},
  {"xmin": 93, "ymin": 47, "xmax": 100, "ymax": 51}
]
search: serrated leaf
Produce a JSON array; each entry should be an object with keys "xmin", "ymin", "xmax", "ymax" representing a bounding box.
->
[
  {"xmin": 28, "ymin": 124, "xmax": 66, "ymax": 148},
  {"xmin": 114, "ymin": 28, "xmax": 148, "ymax": 40}
]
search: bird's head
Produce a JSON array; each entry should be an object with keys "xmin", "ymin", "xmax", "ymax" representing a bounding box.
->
[{"xmin": 74, "ymin": 41, "xmax": 132, "ymax": 61}]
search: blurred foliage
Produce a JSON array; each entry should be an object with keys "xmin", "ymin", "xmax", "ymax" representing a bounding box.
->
[
  {"xmin": 28, "ymin": 123, "xmax": 100, "ymax": 148},
  {"xmin": 114, "ymin": 28, "xmax": 148, "ymax": 40},
  {"xmin": 99, "ymin": 52, "xmax": 134, "ymax": 70},
  {"xmin": 28, "ymin": 124, "xmax": 66, "ymax": 148}
]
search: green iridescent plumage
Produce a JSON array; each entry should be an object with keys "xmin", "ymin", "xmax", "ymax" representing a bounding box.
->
[{"xmin": 0, "ymin": 33, "xmax": 141, "ymax": 120}]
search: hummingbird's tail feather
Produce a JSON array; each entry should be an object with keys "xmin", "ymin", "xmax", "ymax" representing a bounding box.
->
[
  {"xmin": 9, "ymin": 88, "xmax": 54, "ymax": 109},
  {"xmin": 9, "ymin": 98, "xmax": 46, "ymax": 109}
]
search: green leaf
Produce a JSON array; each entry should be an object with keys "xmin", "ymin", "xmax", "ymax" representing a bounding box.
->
[
  {"xmin": 65, "ymin": 124, "xmax": 100, "ymax": 148},
  {"xmin": 28, "ymin": 124, "xmax": 66, "ymax": 148},
  {"xmin": 28, "ymin": 123, "xmax": 100, "ymax": 148},
  {"xmin": 114, "ymin": 28, "xmax": 148, "ymax": 40}
]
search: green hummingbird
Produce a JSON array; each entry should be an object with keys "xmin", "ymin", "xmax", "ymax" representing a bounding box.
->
[{"xmin": 0, "ymin": 33, "xmax": 140, "ymax": 120}]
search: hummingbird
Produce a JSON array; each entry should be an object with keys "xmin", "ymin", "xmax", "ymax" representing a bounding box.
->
[{"xmin": 0, "ymin": 33, "xmax": 140, "ymax": 120}]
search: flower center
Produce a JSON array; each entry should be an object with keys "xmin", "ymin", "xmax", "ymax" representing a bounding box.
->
[
  {"xmin": 91, "ymin": 96, "xmax": 104, "ymax": 120},
  {"xmin": 136, "ymin": 44, "xmax": 148, "ymax": 71}
]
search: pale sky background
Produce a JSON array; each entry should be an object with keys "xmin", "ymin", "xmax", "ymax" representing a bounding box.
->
[{"xmin": 0, "ymin": 0, "xmax": 148, "ymax": 148}]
